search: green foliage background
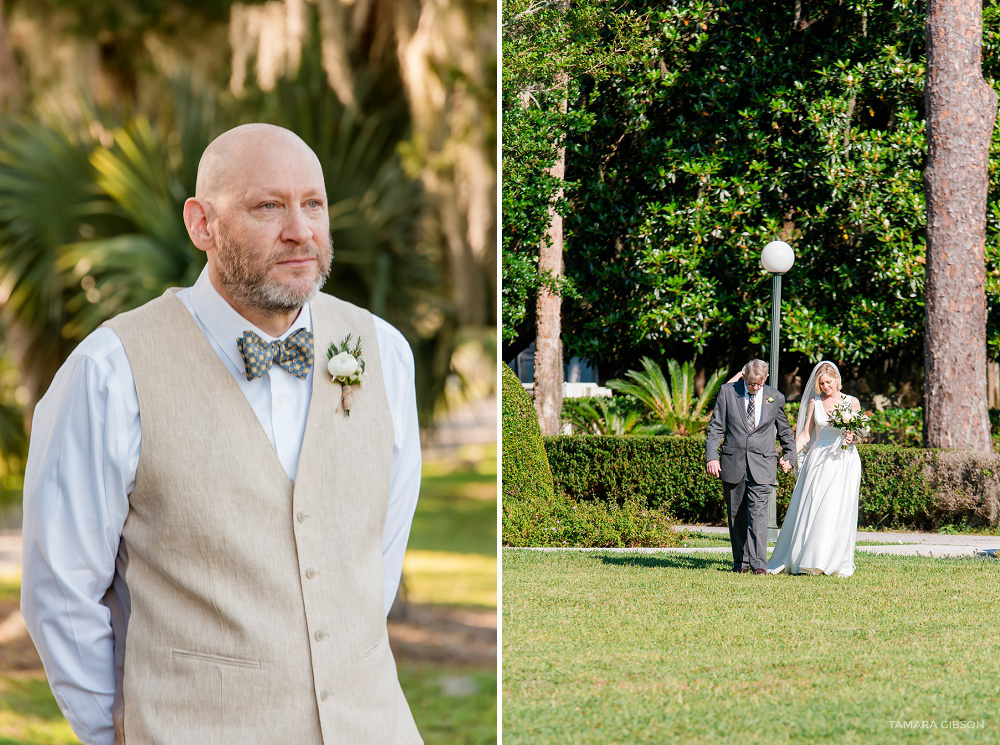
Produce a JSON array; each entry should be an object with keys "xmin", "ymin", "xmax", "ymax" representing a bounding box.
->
[{"xmin": 502, "ymin": 0, "xmax": 1000, "ymax": 381}]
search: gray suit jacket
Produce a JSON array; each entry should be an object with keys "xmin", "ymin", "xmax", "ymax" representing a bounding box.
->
[{"xmin": 705, "ymin": 381, "xmax": 796, "ymax": 485}]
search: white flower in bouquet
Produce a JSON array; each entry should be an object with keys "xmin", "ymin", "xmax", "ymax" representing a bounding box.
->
[{"xmin": 827, "ymin": 401, "xmax": 873, "ymax": 449}]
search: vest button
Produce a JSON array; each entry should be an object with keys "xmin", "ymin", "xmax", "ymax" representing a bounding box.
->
[
  {"xmin": 314, "ymin": 629, "xmax": 328, "ymax": 641},
  {"xmin": 305, "ymin": 567, "xmax": 317, "ymax": 579},
  {"xmin": 296, "ymin": 511, "xmax": 308, "ymax": 523},
  {"xmin": 320, "ymin": 689, "xmax": 330, "ymax": 701}
]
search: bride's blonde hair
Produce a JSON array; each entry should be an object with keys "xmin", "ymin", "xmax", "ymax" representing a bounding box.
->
[{"xmin": 813, "ymin": 362, "xmax": 841, "ymax": 393}]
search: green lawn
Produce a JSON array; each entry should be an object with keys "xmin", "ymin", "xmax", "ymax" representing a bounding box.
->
[
  {"xmin": 677, "ymin": 531, "xmax": 919, "ymax": 548},
  {"xmin": 401, "ymin": 453, "xmax": 497, "ymax": 743},
  {"xmin": 502, "ymin": 549, "xmax": 1000, "ymax": 744},
  {"xmin": 398, "ymin": 661, "xmax": 497, "ymax": 745},
  {"xmin": 404, "ymin": 452, "xmax": 497, "ymax": 609},
  {"xmin": 0, "ymin": 453, "xmax": 497, "ymax": 745},
  {"xmin": 0, "ymin": 676, "xmax": 77, "ymax": 745}
]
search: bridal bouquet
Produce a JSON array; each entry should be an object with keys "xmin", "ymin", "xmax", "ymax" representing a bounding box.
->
[{"xmin": 826, "ymin": 401, "xmax": 872, "ymax": 449}]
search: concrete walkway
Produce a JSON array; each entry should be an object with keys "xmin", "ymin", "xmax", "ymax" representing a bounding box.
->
[
  {"xmin": 676, "ymin": 524, "xmax": 1000, "ymax": 559},
  {"xmin": 520, "ymin": 525, "xmax": 1000, "ymax": 558}
]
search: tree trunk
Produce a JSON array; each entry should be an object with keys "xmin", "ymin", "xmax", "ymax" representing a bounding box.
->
[
  {"xmin": 988, "ymin": 360, "xmax": 1000, "ymax": 409},
  {"xmin": 923, "ymin": 0, "xmax": 997, "ymax": 451},
  {"xmin": 0, "ymin": 0, "xmax": 20, "ymax": 108},
  {"xmin": 533, "ymin": 140, "xmax": 565, "ymax": 436}
]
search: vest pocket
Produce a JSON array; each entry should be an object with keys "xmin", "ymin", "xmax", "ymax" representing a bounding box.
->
[
  {"xmin": 171, "ymin": 647, "xmax": 261, "ymax": 669},
  {"xmin": 362, "ymin": 630, "xmax": 388, "ymax": 658}
]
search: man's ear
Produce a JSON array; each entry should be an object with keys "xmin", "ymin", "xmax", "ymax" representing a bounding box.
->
[{"xmin": 183, "ymin": 197, "xmax": 215, "ymax": 252}]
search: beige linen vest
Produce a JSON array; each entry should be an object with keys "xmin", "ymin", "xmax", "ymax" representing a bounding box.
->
[{"xmin": 104, "ymin": 290, "xmax": 421, "ymax": 745}]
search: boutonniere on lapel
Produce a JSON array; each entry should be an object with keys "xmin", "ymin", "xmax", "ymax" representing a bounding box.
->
[
  {"xmin": 326, "ymin": 334, "xmax": 366, "ymax": 416},
  {"xmin": 766, "ymin": 396, "xmax": 774, "ymax": 404}
]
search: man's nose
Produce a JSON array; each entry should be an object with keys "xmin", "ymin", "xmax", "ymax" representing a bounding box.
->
[{"xmin": 282, "ymin": 206, "xmax": 312, "ymax": 244}]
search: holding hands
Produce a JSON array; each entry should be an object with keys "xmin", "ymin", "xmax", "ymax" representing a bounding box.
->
[
  {"xmin": 706, "ymin": 459, "xmax": 721, "ymax": 478},
  {"xmin": 707, "ymin": 456, "xmax": 792, "ymax": 477}
]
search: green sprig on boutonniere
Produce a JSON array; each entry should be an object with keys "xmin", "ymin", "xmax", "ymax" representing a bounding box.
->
[
  {"xmin": 326, "ymin": 334, "xmax": 366, "ymax": 416},
  {"xmin": 766, "ymin": 396, "xmax": 774, "ymax": 404}
]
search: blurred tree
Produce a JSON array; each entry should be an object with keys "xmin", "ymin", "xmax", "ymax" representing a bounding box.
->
[
  {"xmin": 0, "ymin": 0, "xmax": 17, "ymax": 106},
  {"xmin": 231, "ymin": 0, "xmax": 497, "ymax": 412},
  {"xmin": 0, "ymin": 353, "xmax": 26, "ymax": 505},
  {"xmin": 0, "ymin": 0, "xmax": 495, "ymax": 429},
  {"xmin": 0, "ymin": 118, "xmax": 109, "ymax": 411},
  {"xmin": 6, "ymin": 0, "xmax": 265, "ymax": 104}
]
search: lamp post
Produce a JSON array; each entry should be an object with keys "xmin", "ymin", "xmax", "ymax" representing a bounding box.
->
[{"xmin": 760, "ymin": 240, "xmax": 795, "ymax": 542}]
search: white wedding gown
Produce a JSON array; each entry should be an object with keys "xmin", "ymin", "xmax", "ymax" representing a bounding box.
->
[{"xmin": 768, "ymin": 395, "xmax": 861, "ymax": 576}]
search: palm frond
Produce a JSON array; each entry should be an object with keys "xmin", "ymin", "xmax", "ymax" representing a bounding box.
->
[
  {"xmin": 562, "ymin": 397, "xmax": 642, "ymax": 436},
  {"xmin": 606, "ymin": 358, "xmax": 728, "ymax": 437}
]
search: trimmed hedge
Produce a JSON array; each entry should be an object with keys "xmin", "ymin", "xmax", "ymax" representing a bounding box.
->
[
  {"xmin": 501, "ymin": 366, "xmax": 682, "ymax": 547},
  {"xmin": 544, "ymin": 435, "xmax": 1000, "ymax": 531},
  {"xmin": 500, "ymin": 363, "xmax": 555, "ymax": 505}
]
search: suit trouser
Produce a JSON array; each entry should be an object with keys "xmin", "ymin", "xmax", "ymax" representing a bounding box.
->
[{"xmin": 723, "ymin": 463, "xmax": 770, "ymax": 571}]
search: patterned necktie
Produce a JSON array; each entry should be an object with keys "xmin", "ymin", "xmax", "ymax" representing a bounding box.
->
[
  {"xmin": 237, "ymin": 328, "xmax": 314, "ymax": 381},
  {"xmin": 746, "ymin": 392, "xmax": 755, "ymax": 430}
]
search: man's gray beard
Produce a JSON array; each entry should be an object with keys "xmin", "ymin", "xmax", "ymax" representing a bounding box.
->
[{"xmin": 214, "ymin": 229, "xmax": 332, "ymax": 315}]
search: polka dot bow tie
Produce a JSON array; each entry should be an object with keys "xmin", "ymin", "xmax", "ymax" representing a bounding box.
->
[{"xmin": 237, "ymin": 328, "xmax": 315, "ymax": 381}]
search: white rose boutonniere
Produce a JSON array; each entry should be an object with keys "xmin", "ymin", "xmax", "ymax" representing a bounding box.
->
[
  {"xmin": 766, "ymin": 396, "xmax": 774, "ymax": 404},
  {"xmin": 326, "ymin": 334, "xmax": 365, "ymax": 416}
]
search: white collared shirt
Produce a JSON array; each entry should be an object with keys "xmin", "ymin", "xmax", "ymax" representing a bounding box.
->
[
  {"xmin": 744, "ymin": 385, "xmax": 763, "ymax": 429},
  {"xmin": 20, "ymin": 267, "xmax": 421, "ymax": 745}
]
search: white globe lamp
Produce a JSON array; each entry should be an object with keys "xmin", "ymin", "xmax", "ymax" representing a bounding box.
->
[{"xmin": 761, "ymin": 240, "xmax": 795, "ymax": 275}]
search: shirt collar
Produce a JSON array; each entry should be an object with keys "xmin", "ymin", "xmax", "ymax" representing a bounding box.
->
[{"xmin": 188, "ymin": 266, "xmax": 313, "ymax": 373}]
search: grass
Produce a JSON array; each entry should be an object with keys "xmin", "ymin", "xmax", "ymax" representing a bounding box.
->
[
  {"xmin": 401, "ymin": 455, "xmax": 497, "ymax": 744},
  {"xmin": 502, "ymin": 549, "xmax": 1000, "ymax": 744},
  {"xmin": 398, "ymin": 660, "xmax": 497, "ymax": 745},
  {"xmin": 0, "ymin": 456, "xmax": 497, "ymax": 745},
  {"xmin": 0, "ymin": 580, "xmax": 17, "ymax": 606},
  {"xmin": 403, "ymin": 448, "xmax": 496, "ymax": 610},
  {"xmin": 0, "ymin": 676, "xmax": 78, "ymax": 745}
]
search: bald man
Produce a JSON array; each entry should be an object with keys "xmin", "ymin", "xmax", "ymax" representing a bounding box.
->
[{"xmin": 21, "ymin": 124, "xmax": 423, "ymax": 744}]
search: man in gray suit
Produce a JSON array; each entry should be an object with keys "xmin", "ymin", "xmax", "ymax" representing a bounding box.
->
[{"xmin": 705, "ymin": 359, "xmax": 796, "ymax": 574}]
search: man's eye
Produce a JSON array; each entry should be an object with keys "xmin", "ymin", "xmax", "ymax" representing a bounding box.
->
[
  {"xmin": 261, "ymin": 202, "xmax": 278, "ymax": 209},
  {"xmin": 306, "ymin": 200, "xmax": 323, "ymax": 208}
]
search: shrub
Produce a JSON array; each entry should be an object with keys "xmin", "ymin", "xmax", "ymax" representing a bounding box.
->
[
  {"xmin": 544, "ymin": 435, "xmax": 730, "ymax": 522},
  {"xmin": 544, "ymin": 435, "xmax": 1000, "ymax": 531},
  {"xmin": 500, "ymin": 362, "xmax": 554, "ymax": 503},
  {"xmin": 501, "ymin": 364, "xmax": 680, "ymax": 547},
  {"xmin": 501, "ymin": 363, "xmax": 557, "ymax": 544},
  {"xmin": 925, "ymin": 450, "xmax": 1000, "ymax": 528}
]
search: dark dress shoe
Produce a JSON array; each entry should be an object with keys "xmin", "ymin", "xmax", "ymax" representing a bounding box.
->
[
  {"xmin": 753, "ymin": 569, "xmax": 768, "ymax": 575},
  {"xmin": 732, "ymin": 567, "xmax": 751, "ymax": 573}
]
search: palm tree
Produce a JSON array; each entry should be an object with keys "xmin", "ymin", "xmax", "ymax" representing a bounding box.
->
[
  {"xmin": 562, "ymin": 397, "xmax": 645, "ymax": 436},
  {"xmin": 606, "ymin": 358, "xmax": 727, "ymax": 436}
]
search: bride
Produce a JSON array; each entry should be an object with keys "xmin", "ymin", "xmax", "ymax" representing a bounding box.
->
[{"xmin": 768, "ymin": 361, "xmax": 862, "ymax": 577}]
